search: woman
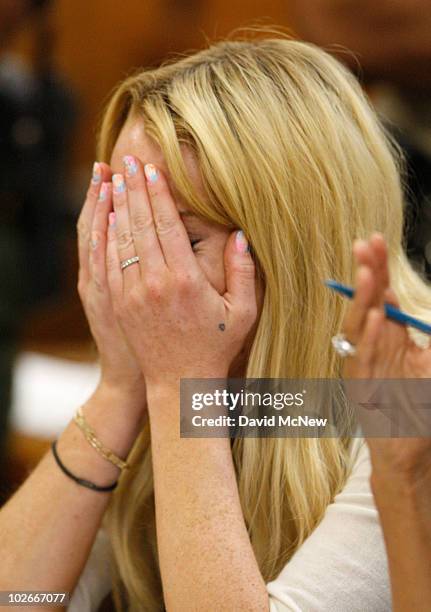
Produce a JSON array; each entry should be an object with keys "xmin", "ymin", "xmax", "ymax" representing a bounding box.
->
[
  {"xmin": 1, "ymin": 35, "xmax": 430, "ymax": 611},
  {"xmin": 339, "ymin": 232, "xmax": 431, "ymax": 612}
]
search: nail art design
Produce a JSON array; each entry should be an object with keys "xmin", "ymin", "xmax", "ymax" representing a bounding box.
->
[
  {"xmin": 109, "ymin": 212, "xmax": 116, "ymax": 228},
  {"xmin": 98, "ymin": 182, "xmax": 109, "ymax": 201},
  {"xmin": 144, "ymin": 163, "xmax": 159, "ymax": 183},
  {"xmin": 90, "ymin": 231, "xmax": 99, "ymax": 249},
  {"xmin": 113, "ymin": 174, "xmax": 126, "ymax": 194},
  {"xmin": 123, "ymin": 155, "xmax": 138, "ymax": 177},
  {"xmin": 91, "ymin": 162, "xmax": 102, "ymax": 184},
  {"xmin": 235, "ymin": 230, "xmax": 250, "ymax": 254}
]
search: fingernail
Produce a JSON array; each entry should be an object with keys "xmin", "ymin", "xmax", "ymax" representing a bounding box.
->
[
  {"xmin": 91, "ymin": 162, "xmax": 102, "ymax": 184},
  {"xmin": 354, "ymin": 239, "xmax": 367, "ymax": 250},
  {"xmin": 98, "ymin": 182, "xmax": 109, "ymax": 201},
  {"xmin": 235, "ymin": 230, "xmax": 250, "ymax": 254},
  {"xmin": 123, "ymin": 155, "xmax": 138, "ymax": 177},
  {"xmin": 144, "ymin": 163, "xmax": 158, "ymax": 183},
  {"xmin": 113, "ymin": 173, "xmax": 126, "ymax": 194},
  {"xmin": 108, "ymin": 212, "xmax": 116, "ymax": 228},
  {"xmin": 90, "ymin": 231, "xmax": 99, "ymax": 249}
]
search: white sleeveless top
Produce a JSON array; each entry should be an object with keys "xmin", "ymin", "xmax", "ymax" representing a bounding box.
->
[{"xmin": 69, "ymin": 438, "xmax": 391, "ymax": 611}]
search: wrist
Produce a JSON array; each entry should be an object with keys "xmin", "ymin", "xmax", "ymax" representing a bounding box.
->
[
  {"xmin": 146, "ymin": 381, "xmax": 179, "ymax": 413},
  {"xmin": 96, "ymin": 378, "xmax": 147, "ymax": 415},
  {"xmin": 57, "ymin": 383, "xmax": 147, "ymax": 483},
  {"xmin": 84, "ymin": 380, "xmax": 148, "ymax": 450},
  {"xmin": 146, "ymin": 374, "xmax": 229, "ymax": 426},
  {"xmin": 145, "ymin": 370, "xmax": 229, "ymax": 396},
  {"xmin": 370, "ymin": 467, "xmax": 431, "ymax": 512}
]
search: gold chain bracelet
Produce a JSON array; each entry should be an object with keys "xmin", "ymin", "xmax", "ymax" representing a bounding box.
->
[{"xmin": 73, "ymin": 406, "xmax": 130, "ymax": 471}]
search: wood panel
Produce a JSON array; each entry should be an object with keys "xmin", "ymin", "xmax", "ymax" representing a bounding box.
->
[{"xmin": 50, "ymin": 0, "xmax": 292, "ymax": 168}]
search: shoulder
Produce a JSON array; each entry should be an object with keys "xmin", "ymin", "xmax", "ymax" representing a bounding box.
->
[
  {"xmin": 68, "ymin": 528, "xmax": 113, "ymax": 612},
  {"xmin": 267, "ymin": 439, "xmax": 391, "ymax": 612}
]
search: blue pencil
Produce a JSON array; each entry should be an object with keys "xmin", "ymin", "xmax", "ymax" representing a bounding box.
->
[{"xmin": 325, "ymin": 279, "xmax": 431, "ymax": 336}]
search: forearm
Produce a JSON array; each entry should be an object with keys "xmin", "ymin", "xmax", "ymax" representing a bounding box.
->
[
  {"xmin": 148, "ymin": 385, "xmax": 269, "ymax": 612},
  {"xmin": 0, "ymin": 383, "xmax": 145, "ymax": 594},
  {"xmin": 371, "ymin": 469, "xmax": 431, "ymax": 612}
]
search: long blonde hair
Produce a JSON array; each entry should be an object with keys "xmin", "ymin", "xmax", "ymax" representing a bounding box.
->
[{"xmin": 97, "ymin": 32, "xmax": 431, "ymax": 611}]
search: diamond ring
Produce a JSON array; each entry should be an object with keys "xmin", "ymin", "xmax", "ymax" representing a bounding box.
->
[
  {"xmin": 120, "ymin": 256, "xmax": 140, "ymax": 271},
  {"xmin": 331, "ymin": 333, "xmax": 357, "ymax": 357}
]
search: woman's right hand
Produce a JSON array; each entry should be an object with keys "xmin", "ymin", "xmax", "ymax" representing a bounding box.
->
[{"xmin": 76, "ymin": 162, "xmax": 146, "ymax": 409}]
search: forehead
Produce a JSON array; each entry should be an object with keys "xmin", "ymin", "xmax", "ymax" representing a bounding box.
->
[
  {"xmin": 110, "ymin": 114, "xmax": 165, "ymax": 171},
  {"xmin": 110, "ymin": 113, "xmax": 205, "ymax": 208}
]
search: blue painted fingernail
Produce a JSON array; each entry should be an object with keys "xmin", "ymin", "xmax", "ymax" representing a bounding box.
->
[
  {"xmin": 113, "ymin": 173, "xmax": 126, "ymax": 194},
  {"xmin": 109, "ymin": 212, "xmax": 116, "ymax": 228},
  {"xmin": 235, "ymin": 230, "xmax": 250, "ymax": 253},
  {"xmin": 90, "ymin": 231, "xmax": 99, "ymax": 249},
  {"xmin": 123, "ymin": 155, "xmax": 138, "ymax": 177},
  {"xmin": 98, "ymin": 182, "xmax": 109, "ymax": 201},
  {"xmin": 91, "ymin": 162, "xmax": 102, "ymax": 184},
  {"xmin": 144, "ymin": 163, "xmax": 158, "ymax": 183}
]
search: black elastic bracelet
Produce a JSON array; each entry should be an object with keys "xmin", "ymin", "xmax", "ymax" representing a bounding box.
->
[{"xmin": 51, "ymin": 440, "xmax": 118, "ymax": 493}]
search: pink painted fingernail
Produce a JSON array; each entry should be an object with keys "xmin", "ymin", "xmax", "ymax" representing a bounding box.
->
[
  {"xmin": 98, "ymin": 182, "xmax": 109, "ymax": 201},
  {"xmin": 144, "ymin": 163, "xmax": 158, "ymax": 183},
  {"xmin": 235, "ymin": 230, "xmax": 250, "ymax": 254},
  {"xmin": 123, "ymin": 155, "xmax": 138, "ymax": 177},
  {"xmin": 112, "ymin": 173, "xmax": 126, "ymax": 194},
  {"xmin": 91, "ymin": 162, "xmax": 102, "ymax": 184},
  {"xmin": 108, "ymin": 212, "xmax": 116, "ymax": 228}
]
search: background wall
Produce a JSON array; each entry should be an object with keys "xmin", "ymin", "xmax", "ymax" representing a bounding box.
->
[{"xmin": 44, "ymin": 0, "xmax": 291, "ymax": 169}]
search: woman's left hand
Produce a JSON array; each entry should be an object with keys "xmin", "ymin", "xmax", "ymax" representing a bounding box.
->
[
  {"xmin": 106, "ymin": 157, "xmax": 257, "ymax": 390},
  {"xmin": 342, "ymin": 234, "xmax": 431, "ymax": 380},
  {"xmin": 340, "ymin": 233, "xmax": 431, "ymax": 482}
]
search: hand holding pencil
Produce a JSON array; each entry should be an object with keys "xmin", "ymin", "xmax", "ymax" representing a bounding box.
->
[
  {"xmin": 332, "ymin": 232, "xmax": 431, "ymax": 477},
  {"xmin": 331, "ymin": 233, "xmax": 431, "ymax": 379}
]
